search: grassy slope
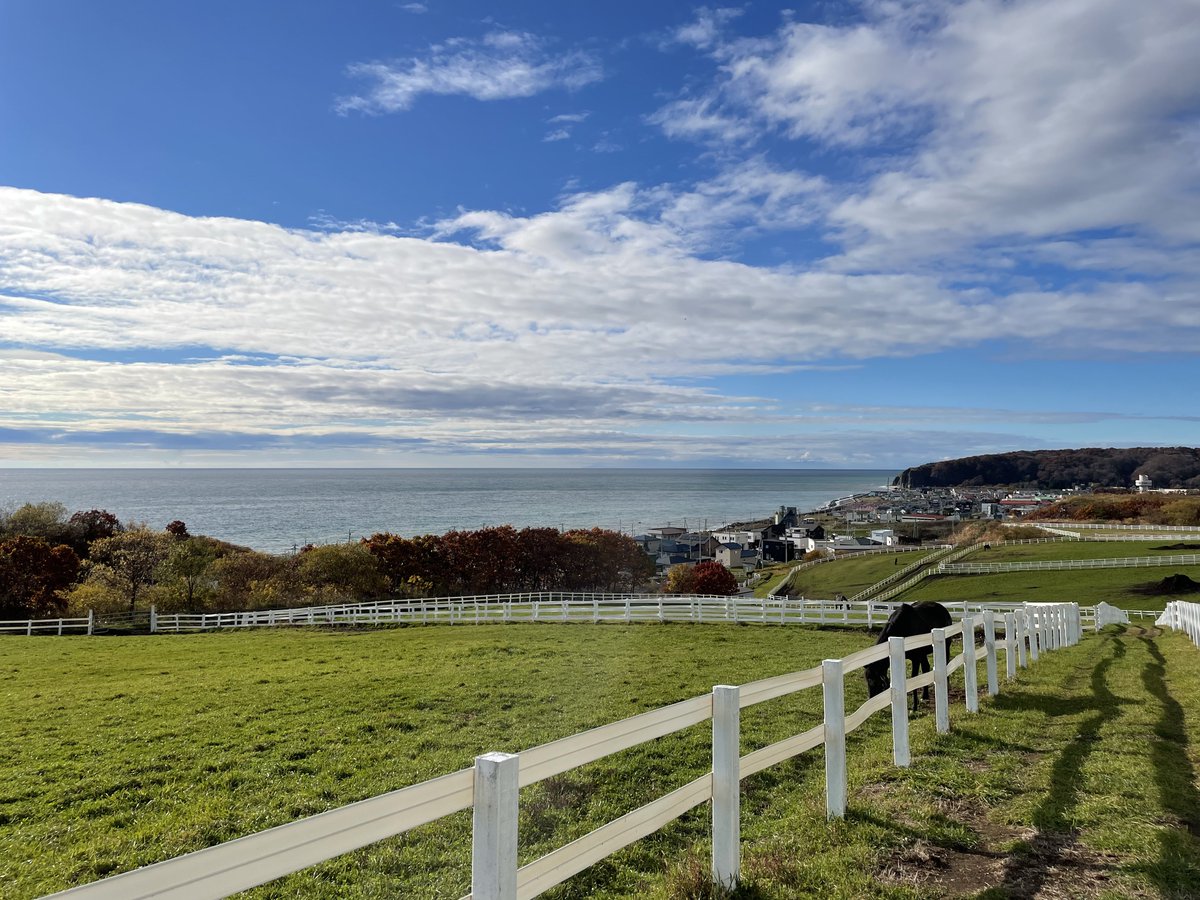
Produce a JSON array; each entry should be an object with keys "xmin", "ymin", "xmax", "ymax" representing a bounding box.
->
[
  {"xmin": 894, "ymin": 539, "xmax": 1200, "ymax": 611},
  {"xmin": 5, "ymin": 624, "xmax": 1199, "ymax": 899},
  {"xmin": 977, "ymin": 540, "xmax": 1200, "ymax": 563},
  {"xmin": 902, "ymin": 566, "xmax": 1200, "ymax": 611},
  {"xmin": 0, "ymin": 625, "xmax": 869, "ymax": 899},
  {"xmin": 785, "ymin": 552, "xmax": 934, "ymax": 600},
  {"xmin": 652, "ymin": 624, "xmax": 1200, "ymax": 899}
]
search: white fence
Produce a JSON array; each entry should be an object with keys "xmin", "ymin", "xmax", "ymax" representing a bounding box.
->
[
  {"xmin": 1038, "ymin": 523, "xmax": 1200, "ymax": 532},
  {"xmin": 147, "ymin": 594, "xmax": 1112, "ymax": 633},
  {"xmin": 939, "ymin": 553, "xmax": 1200, "ymax": 575},
  {"xmin": 43, "ymin": 602, "xmax": 1081, "ymax": 900},
  {"xmin": 0, "ymin": 611, "xmax": 92, "ymax": 635},
  {"xmin": 1092, "ymin": 601, "xmax": 1130, "ymax": 630},
  {"xmin": 1157, "ymin": 600, "xmax": 1200, "ymax": 647},
  {"xmin": 2, "ymin": 595, "xmax": 1150, "ymax": 637}
]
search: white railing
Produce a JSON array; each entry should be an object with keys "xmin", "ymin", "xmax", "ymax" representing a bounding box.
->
[
  {"xmin": 938, "ymin": 553, "xmax": 1200, "ymax": 574},
  {"xmin": 1092, "ymin": 602, "xmax": 1130, "ymax": 630},
  {"xmin": 847, "ymin": 546, "xmax": 955, "ymax": 602},
  {"xmin": 1040, "ymin": 523, "xmax": 1200, "ymax": 532},
  {"xmin": 767, "ymin": 545, "xmax": 939, "ymax": 598},
  {"xmin": 0, "ymin": 611, "xmax": 92, "ymax": 635},
  {"xmin": 3, "ymin": 596, "xmax": 1143, "ymax": 637},
  {"xmin": 42, "ymin": 602, "xmax": 1082, "ymax": 900},
  {"xmin": 1157, "ymin": 600, "xmax": 1200, "ymax": 647}
]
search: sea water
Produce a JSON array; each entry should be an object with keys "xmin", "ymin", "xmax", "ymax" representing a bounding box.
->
[{"xmin": 0, "ymin": 468, "xmax": 895, "ymax": 553}]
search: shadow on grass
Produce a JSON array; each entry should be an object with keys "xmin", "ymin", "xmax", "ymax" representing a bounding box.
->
[
  {"xmin": 1132, "ymin": 633, "xmax": 1200, "ymax": 896},
  {"xmin": 986, "ymin": 637, "xmax": 1128, "ymax": 897}
]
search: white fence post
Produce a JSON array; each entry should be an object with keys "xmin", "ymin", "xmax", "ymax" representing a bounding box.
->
[
  {"xmin": 87, "ymin": 609, "xmax": 94, "ymax": 636},
  {"xmin": 962, "ymin": 616, "xmax": 978, "ymax": 713},
  {"xmin": 932, "ymin": 627, "xmax": 949, "ymax": 734},
  {"xmin": 823, "ymin": 659, "xmax": 846, "ymax": 819},
  {"xmin": 712, "ymin": 685, "xmax": 740, "ymax": 890},
  {"xmin": 1015, "ymin": 613, "xmax": 1029, "ymax": 668},
  {"xmin": 149, "ymin": 605, "xmax": 158, "ymax": 634},
  {"xmin": 472, "ymin": 752, "xmax": 519, "ymax": 900},
  {"xmin": 889, "ymin": 636, "xmax": 909, "ymax": 767},
  {"xmin": 983, "ymin": 613, "xmax": 998, "ymax": 696},
  {"xmin": 1027, "ymin": 609, "xmax": 1040, "ymax": 663}
]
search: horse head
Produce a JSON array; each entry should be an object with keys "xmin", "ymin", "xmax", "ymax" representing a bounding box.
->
[{"xmin": 864, "ymin": 659, "xmax": 889, "ymax": 697}]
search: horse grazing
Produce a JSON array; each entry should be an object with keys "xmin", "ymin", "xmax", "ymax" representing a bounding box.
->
[{"xmin": 864, "ymin": 601, "xmax": 953, "ymax": 708}]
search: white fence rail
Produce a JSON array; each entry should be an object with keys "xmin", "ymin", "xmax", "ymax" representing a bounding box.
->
[
  {"xmin": 42, "ymin": 602, "xmax": 1082, "ymax": 900},
  {"xmin": 1157, "ymin": 600, "xmax": 1200, "ymax": 647},
  {"xmin": 1093, "ymin": 602, "xmax": 1131, "ymax": 630},
  {"xmin": 939, "ymin": 553, "xmax": 1200, "ymax": 575},
  {"xmin": 0, "ymin": 611, "xmax": 92, "ymax": 635},
  {"xmin": 1039, "ymin": 523, "xmax": 1200, "ymax": 532},
  {"xmin": 3, "ymin": 596, "xmax": 1152, "ymax": 637}
]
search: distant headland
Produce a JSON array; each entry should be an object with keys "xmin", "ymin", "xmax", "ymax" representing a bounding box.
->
[{"xmin": 894, "ymin": 447, "xmax": 1200, "ymax": 490}]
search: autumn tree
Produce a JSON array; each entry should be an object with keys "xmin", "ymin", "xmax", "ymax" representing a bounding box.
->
[
  {"xmin": 156, "ymin": 537, "xmax": 218, "ymax": 610},
  {"xmin": 690, "ymin": 561, "xmax": 738, "ymax": 595},
  {"xmin": 439, "ymin": 527, "xmax": 520, "ymax": 595},
  {"xmin": 562, "ymin": 528, "xmax": 654, "ymax": 592},
  {"xmin": 662, "ymin": 563, "xmax": 697, "ymax": 594},
  {"xmin": 0, "ymin": 536, "xmax": 81, "ymax": 618},
  {"xmin": 2, "ymin": 502, "xmax": 72, "ymax": 544},
  {"xmin": 513, "ymin": 527, "xmax": 567, "ymax": 591},
  {"xmin": 210, "ymin": 550, "xmax": 299, "ymax": 611},
  {"xmin": 296, "ymin": 543, "xmax": 388, "ymax": 603},
  {"xmin": 165, "ymin": 520, "xmax": 190, "ymax": 539},
  {"xmin": 88, "ymin": 528, "xmax": 172, "ymax": 611},
  {"xmin": 362, "ymin": 533, "xmax": 443, "ymax": 596},
  {"xmin": 66, "ymin": 509, "xmax": 122, "ymax": 556}
]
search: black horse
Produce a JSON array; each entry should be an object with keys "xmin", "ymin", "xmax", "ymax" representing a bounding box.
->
[{"xmin": 864, "ymin": 601, "xmax": 953, "ymax": 708}]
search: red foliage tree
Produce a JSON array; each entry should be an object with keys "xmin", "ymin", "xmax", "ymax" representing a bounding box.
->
[
  {"xmin": 0, "ymin": 536, "xmax": 81, "ymax": 618},
  {"xmin": 689, "ymin": 561, "xmax": 738, "ymax": 596},
  {"xmin": 66, "ymin": 509, "xmax": 121, "ymax": 557},
  {"xmin": 362, "ymin": 533, "xmax": 444, "ymax": 594}
]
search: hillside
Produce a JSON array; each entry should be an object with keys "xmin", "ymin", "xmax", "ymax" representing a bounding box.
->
[{"xmin": 894, "ymin": 447, "xmax": 1200, "ymax": 489}]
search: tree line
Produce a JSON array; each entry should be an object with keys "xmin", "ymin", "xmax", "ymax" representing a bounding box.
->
[
  {"xmin": 895, "ymin": 447, "xmax": 1200, "ymax": 489},
  {"xmin": 0, "ymin": 502, "xmax": 658, "ymax": 619}
]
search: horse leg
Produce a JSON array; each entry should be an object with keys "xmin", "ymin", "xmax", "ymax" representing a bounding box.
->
[{"xmin": 913, "ymin": 655, "xmax": 931, "ymax": 710}]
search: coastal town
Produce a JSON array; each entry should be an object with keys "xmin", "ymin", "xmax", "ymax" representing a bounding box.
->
[{"xmin": 633, "ymin": 483, "xmax": 1143, "ymax": 574}]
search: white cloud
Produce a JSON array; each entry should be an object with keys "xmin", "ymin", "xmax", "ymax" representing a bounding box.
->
[
  {"xmin": 2, "ymin": 185, "xmax": 1197, "ymax": 446},
  {"xmin": 670, "ymin": 7, "xmax": 743, "ymax": 50},
  {"xmin": 653, "ymin": 0, "xmax": 1200, "ymax": 267},
  {"xmin": 337, "ymin": 31, "xmax": 602, "ymax": 113}
]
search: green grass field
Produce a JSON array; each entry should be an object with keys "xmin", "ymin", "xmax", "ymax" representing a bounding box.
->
[
  {"xmin": 973, "ymin": 540, "xmax": 1200, "ymax": 563},
  {"xmin": 784, "ymin": 551, "xmax": 935, "ymax": 600},
  {"xmin": 5, "ymin": 621, "xmax": 1200, "ymax": 898},
  {"xmin": 887, "ymin": 539, "xmax": 1200, "ymax": 611}
]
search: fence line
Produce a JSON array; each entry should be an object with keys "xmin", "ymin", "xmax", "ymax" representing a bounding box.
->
[
  {"xmin": 0, "ymin": 611, "xmax": 92, "ymax": 635},
  {"xmin": 1037, "ymin": 522, "xmax": 1200, "ymax": 532},
  {"xmin": 2, "ymin": 595, "xmax": 1151, "ymax": 638},
  {"xmin": 43, "ymin": 602, "xmax": 1082, "ymax": 900},
  {"xmin": 938, "ymin": 553, "xmax": 1200, "ymax": 575},
  {"xmin": 1157, "ymin": 600, "xmax": 1200, "ymax": 647}
]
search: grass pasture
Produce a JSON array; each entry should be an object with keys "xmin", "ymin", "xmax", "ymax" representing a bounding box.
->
[
  {"xmin": 784, "ymin": 551, "xmax": 935, "ymax": 600},
  {"xmin": 975, "ymin": 540, "xmax": 1200, "ymax": 564},
  {"xmin": 3, "ymin": 621, "xmax": 1200, "ymax": 899},
  {"xmin": 902, "ymin": 565, "xmax": 1200, "ymax": 611}
]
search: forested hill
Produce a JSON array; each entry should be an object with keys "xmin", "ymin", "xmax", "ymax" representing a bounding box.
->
[{"xmin": 894, "ymin": 447, "xmax": 1200, "ymax": 489}]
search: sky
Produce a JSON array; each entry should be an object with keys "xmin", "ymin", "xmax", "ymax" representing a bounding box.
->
[{"xmin": 1, "ymin": 0, "xmax": 1198, "ymax": 470}]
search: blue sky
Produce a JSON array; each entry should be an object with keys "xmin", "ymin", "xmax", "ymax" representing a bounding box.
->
[{"xmin": 1, "ymin": 0, "xmax": 1198, "ymax": 469}]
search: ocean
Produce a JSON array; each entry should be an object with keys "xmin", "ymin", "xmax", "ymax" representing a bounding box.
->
[{"xmin": 0, "ymin": 468, "xmax": 896, "ymax": 554}]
